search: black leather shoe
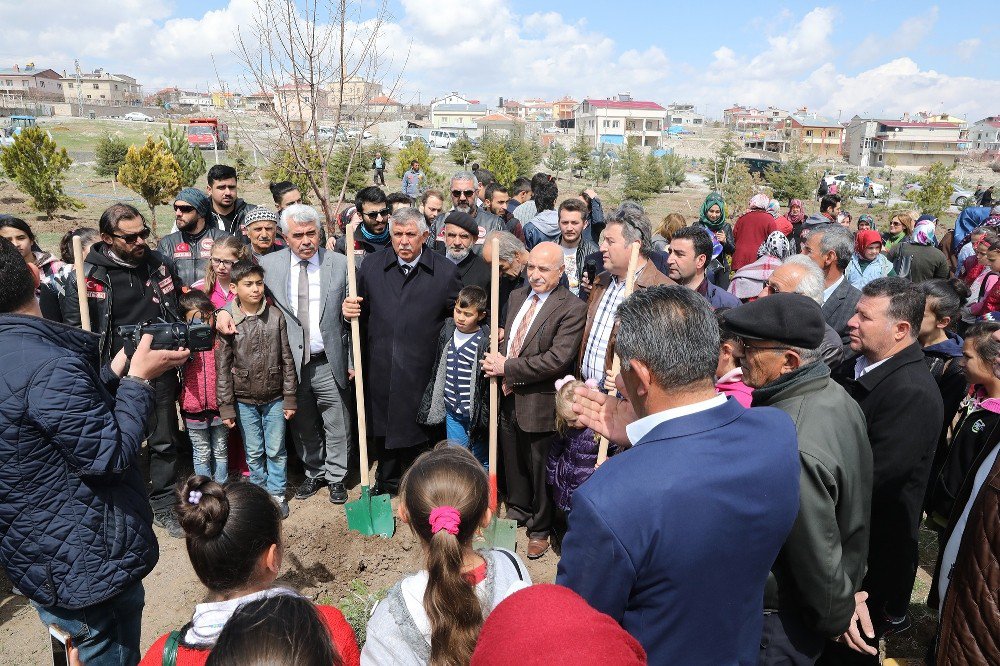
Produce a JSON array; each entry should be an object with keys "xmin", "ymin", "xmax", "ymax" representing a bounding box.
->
[
  {"xmin": 294, "ymin": 477, "xmax": 327, "ymax": 500},
  {"xmin": 329, "ymin": 482, "xmax": 348, "ymax": 504}
]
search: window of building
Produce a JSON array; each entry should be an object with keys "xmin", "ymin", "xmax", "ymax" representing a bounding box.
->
[
  {"xmin": 5, "ymin": 80, "xmax": 12, "ymax": 86},
  {"xmin": 603, "ymin": 120, "xmax": 609, "ymax": 128},
  {"xmin": 100, "ymin": 94, "xmax": 106, "ymax": 99},
  {"xmin": 86, "ymin": 94, "xmax": 92, "ymax": 99},
  {"xmin": 805, "ymin": 130, "xmax": 813, "ymax": 137},
  {"xmin": 93, "ymin": 83, "xmax": 99, "ymax": 89},
  {"xmin": 68, "ymin": 83, "xmax": 73, "ymax": 88},
  {"xmin": 613, "ymin": 120, "xmax": 620, "ymax": 128}
]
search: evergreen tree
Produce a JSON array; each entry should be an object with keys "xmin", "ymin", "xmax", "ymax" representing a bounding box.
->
[
  {"xmin": 571, "ymin": 135, "xmax": 592, "ymax": 177},
  {"xmin": 227, "ymin": 135, "xmax": 256, "ymax": 182},
  {"xmin": 545, "ymin": 142, "xmax": 570, "ymax": 178},
  {"xmin": 449, "ymin": 133, "xmax": 476, "ymax": 168},
  {"xmin": 117, "ymin": 137, "xmax": 183, "ymax": 223},
  {"xmin": 639, "ymin": 153, "xmax": 665, "ymax": 198},
  {"xmin": 162, "ymin": 122, "xmax": 207, "ymax": 187},
  {"xmin": 480, "ymin": 135, "xmax": 518, "ymax": 188},
  {"xmin": 394, "ymin": 139, "xmax": 433, "ymax": 179},
  {"xmin": 95, "ymin": 134, "xmax": 131, "ymax": 179},
  {"xmin": 764, "ymin": 156, "xmax": 816, "ymax": 203},
  {"xmin": 0, "ymin": 126, "xmax": 82, "ymax": 218},
  {"xmin": 906, "ymin": 162, "xmax": 955, "ymax": 219},
  {"xmin": 660, "ymin": 152, "xmax": 686, "ymax": 191}
]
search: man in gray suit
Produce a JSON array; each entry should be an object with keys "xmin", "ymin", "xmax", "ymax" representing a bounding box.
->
[
  {"xmin": 801, "ymin": 224, "xmax": 862, "ymax": 348},
  {"xmin": 261, "ymin": 204, "xmax": 352, "ymax": 504}
]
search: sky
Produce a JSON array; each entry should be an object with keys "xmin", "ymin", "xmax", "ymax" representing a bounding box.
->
[{"xmin": 2, "ymin": 0, "xmax": 998, "ymax": 121}]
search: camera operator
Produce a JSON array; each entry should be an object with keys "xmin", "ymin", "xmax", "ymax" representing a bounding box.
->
[
  {"xmin": 0, "ymin": 237, "xmax": 189, "ymax": 665},
  {"xmin": 63, "ymin": 203, "xmax": 188, "ymax": 538}
]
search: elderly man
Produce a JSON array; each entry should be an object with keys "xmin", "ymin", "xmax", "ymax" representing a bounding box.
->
[
  {"xmin": 482, "ymin": 242, "xmax": 587, "ymax": 559},
  {"xmin": 243, "ymin": 207, "xmax": 282, "ymax": 261},
  {"xmin": 800, "ymin": 224, "xmax": 862, "ymax": 346},
  {"xmin": 157, "ymin": 187, "xmax": 232, "ymax": 286},
  {"xmin": 258, "ymin": 204, "xmax": 352, "ymax": 504},
  {"xmin": 558, "ymin": 198, "xmax": 598, "ymax": 296},
  {"xmin": 335, "ymin": 186, "xmax": 391, "ymax": 266},
  {"xmin": 723, "ymin": 294, "xmax": 874, "ymax": 664},
  {"xmin": 667, "ymin": 226, "xmax": 741, "ymax": 309},
  {"xmin": 343, "ymin": 208, "xmax": 462, "ymax": 495},
  {"xmin": 824, "ymin": 278, "xmax": 943, "ymax": 663},
  {"xmin": 559, "ymin": 286, "xmax": 800, "ymax": 665},
  {"xmin": 760, "ymin": 256, "xmax": 846, "ymax": 368},
  {"xmin": 433, "ymin": 171, "xmax": 507, "ymax": 254},
  {"xmin": 482, "ymin": 230, "xmax": 530, "ymax": 321},
  {"xmin": 438, "ymin": 211, "xmax": 490, "ymax": 295},
  {"xmin": 581, "ymin": 212, "xmax": 673, "ymax": 389}
]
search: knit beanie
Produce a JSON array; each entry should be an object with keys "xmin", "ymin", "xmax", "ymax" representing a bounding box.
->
[
  {"xmin": 470, "ymin": 584, "xmax": 647, "ymax": 666},
  {"xmin": 175, "ymin": 187, "xmax": 212, "ymax": 219}
]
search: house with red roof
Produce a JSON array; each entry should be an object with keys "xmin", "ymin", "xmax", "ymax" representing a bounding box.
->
[{"xmin": 574, "ymin": 94, "xmax": 668, "ymax": 149}]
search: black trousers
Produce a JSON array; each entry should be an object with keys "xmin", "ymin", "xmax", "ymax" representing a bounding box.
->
[
  {"xmin": 372, "ymin": 437, "xmax": 427, "ymax": 495},
  {"xmin": 760, "ymin": 611, "xmax": 826, "ymax": 666},
  {"xmin": 499, "ymin": 398, "xmax": 554, "ymax": 539},
  {"xmin": 374, "ymin": 169, "xmax": 385, "ymax": 186},
  {"xmin": 147, "ymin": 371, "xmax": 182, "ymax": 513}
]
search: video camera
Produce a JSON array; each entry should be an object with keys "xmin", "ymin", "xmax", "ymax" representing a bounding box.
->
[{"xmin": 116, "ymin": 319, "xmax": 214, "ymax": 354}]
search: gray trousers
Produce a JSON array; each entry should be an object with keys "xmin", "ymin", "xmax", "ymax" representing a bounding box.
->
[{"xmin": 291, "ymin": 357, "xmax": 351, "ymax": 483}]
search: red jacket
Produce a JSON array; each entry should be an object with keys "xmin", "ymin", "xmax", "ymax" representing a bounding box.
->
[
  {"xmin": 732, "ymin": 209, "xmax": 776, "ymax": 271},
  {"xmin": 971, "ymin": 273, "xmax": 1000, "ymax": 317},
  {"xmin": 180, "ymin": 348, "xmax": 219, "ymax": 415},
  {"xmin": 141, "ymin": 605, "xmax": 360, "ymax": 666}
]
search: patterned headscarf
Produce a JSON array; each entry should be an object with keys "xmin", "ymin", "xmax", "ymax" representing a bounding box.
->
[
  {"xmin": 787, "ymin": 199, "xmax": 806, "ymax": 225},
  {"xmin": 749, "ymin": 193, "xmax": 770, "ymax": 210},
  {"xmin": 757, "ymin": 231, "xmax": 791, "ymax": 260},
  {"xmin": 765, "ymin": 200, "xmax": 781, "ymax": 218},
  {"xmin": 912, "ymin": 215, "xmax": 938, "ymax": 246},
  {"xmin": 698, "ymin": 192, "xmax": 727, "ymax": 231}
]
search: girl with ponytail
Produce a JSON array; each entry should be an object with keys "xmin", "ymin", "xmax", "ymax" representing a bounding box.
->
[
  {"xmin": 363, "ymin": 446, "xmax": 531, "ymax": 666},
  {"xmin": 140, "ymin": 476, "xmax": 359, "ymax": 666}
]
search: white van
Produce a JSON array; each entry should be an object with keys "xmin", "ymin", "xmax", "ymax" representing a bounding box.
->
[{"xmin": 429, "ymin": 129, "xmax": 459, "ymax": 149}]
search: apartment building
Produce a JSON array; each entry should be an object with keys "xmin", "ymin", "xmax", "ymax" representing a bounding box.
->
[
  {"xmin": 845, "ymin": 117, "xmax": 964, "ymax": 167},
  {"xmin": 0, "ymin": 64, "xmax": 63, "ymax": 102},
  {"xmin": 552, "ymin": 96, "xmax": 578, "ymax": 121},
  {"xmin": 781, "ymin": 113, "xmax": 844, "ymax": 158},
  {"xmin": 575, "ymin": 95, "xmax": 667, "ymax": 149},
  {"xmin": 970, "ymin": 116, "xmax": 1000, "ymax": 152},
  {"xmin": 723, "ymin": 105, "xmax": 787, "ymax": 130},
  {"xmin": 61, "ymin": 68, "xmax": 142, "ymax": 106},
  {"xmin": 666, "ymin": 103, "xmax": 705, "ymax": 126}
]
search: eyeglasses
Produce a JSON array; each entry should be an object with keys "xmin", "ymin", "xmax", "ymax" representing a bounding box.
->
[
  {"xmin": 452, "ymin": 189, "xmax": 475, "ymax": 199},
  {"xmin": 735, "ymin": 336, "xmax": 791, "ymax": 354},
  {"xmin": 173, "ymin": 204, "xmax": 196, "ymax": 213},
  {"xmin": 211, "ymin": 258, "xmax": 236, "ymax": 267},
  {"xmin": 110, "ymin": 227, "xmax": 152, "ymax": 244},
  {"xmin": 363, "ymin": 208, "xmax": 390, "ymax": 220}
]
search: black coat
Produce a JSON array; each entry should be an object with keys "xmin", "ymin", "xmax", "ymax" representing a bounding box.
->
[
  {"xmin": 357, "ymin": 247, "xmax": 462, "ymax": 449},
  {"xmin": 832, "ymin": 342, "xmax": 944, "ymax": 618}
]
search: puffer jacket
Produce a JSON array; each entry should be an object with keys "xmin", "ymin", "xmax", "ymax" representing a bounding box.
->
[
  {"xmin": 0, "ymin": 314, "xmax": 157, "ymax": 609},
  {"xmin": 215, "ymin": 302, "xmax": 297, "ymax": 420}
]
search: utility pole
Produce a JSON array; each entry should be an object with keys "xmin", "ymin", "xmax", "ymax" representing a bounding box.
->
[{"xmin": 74, "ymin": 60, "xmax": 84, "ymax": 118}]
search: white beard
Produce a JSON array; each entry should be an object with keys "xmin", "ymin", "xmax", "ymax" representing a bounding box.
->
[{"xmin": 447, "ymin": 247, "xmax": 471, "ymax": 262}]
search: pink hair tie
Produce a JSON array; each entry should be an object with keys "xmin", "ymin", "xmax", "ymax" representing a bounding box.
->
[
  {"xmin": 554, "ymin": 375, "xmax": 575, "ymax": 391},
  {"xmin": 429, "ymin": 506, "xmax": 461, "ymax": 536}
]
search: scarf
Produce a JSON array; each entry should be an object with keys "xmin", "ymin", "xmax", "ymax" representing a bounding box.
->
[
  {"xmin": 855, "ymin": 229, "xmax": 883, "ymax": 255},
  {"xmin": 698, "ymin": 193, "xmax": 727, "ymax": 231},
  {"xmin": 748, "ymin": 193, "xmax": 770, "ymax": 211},
  {"xmin": 912, "ymin": 218, "xmax": 938, "ymax": 246},
  {"xmin": 360, "ymin": 221, "xmax": 390, "ymax": 244},
  {"xmin": 758, "ymin": 231, "xmax": 791, "ymax": 260},
  {"xmin": 787, "ymin": 199, "xmax": 805, "ymax": 225}
]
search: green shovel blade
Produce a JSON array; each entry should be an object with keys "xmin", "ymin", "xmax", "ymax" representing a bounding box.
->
[
  {"xmin": 482, "ymin": 515, "xmax": 518, "ymax": 551},
  {"xmin": 345, "ymin": 486, "xmax": 395, "ymax": 538}
]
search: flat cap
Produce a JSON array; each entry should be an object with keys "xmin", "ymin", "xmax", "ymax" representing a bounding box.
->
[
  {"xmin": 443, "ymin": 211, "xmax": 480, "ymax": 238},
  {"xmin": 722, "ymin": 293, "xmax": 825, "ymax": 349}
]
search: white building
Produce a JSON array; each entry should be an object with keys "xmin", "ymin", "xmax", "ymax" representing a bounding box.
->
[
  {"xmin": 844, "ymin": 116, "xmax": 964, "ymax": 168},
  {"xmin": 574, "ymin": 95, "xmax": 667, "ymax": 149},
  {"xmin": 61, "ymin": 68, "xmax": 142, "ymax": 106},
  {"xmin": 666, "ymin": 103, "xmax": 705, "ymax": 127},
  {"xmin": 430, "ymin": 103, "xmax": 488, "ymax": 133},
  {"xmin": 970, "ymin": 116, "xmax": 1000, "ymax": 152}
]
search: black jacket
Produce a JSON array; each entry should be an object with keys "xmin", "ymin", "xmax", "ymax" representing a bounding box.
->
[
  {"xmin": 833, "ymin": 342, "xmax": 944, "ymax": 618},
  {"xmin": 210, "ymin": 198, "xmax": 256, "ymax": 235},
  {"xmin": 334, "ymin": 224, "xmax": 391, "ymax": 267},
  {"xmin": 927, "ymin": 406, "xmax": 1000, "ymax": 525},
  {"xmin": 156, "ymin": 225, "xmax": 232, "ymax": 287},
  {"xmin": 61, "ymin": 244, "xmax": 182, "ymax": 363},
  {"xmin": 822, "ymin": 278, "xmax": 862, "ymax": 347},
  {"xmin": 449, "ymin": 250, "xmax": 491, "ymax": 297}
]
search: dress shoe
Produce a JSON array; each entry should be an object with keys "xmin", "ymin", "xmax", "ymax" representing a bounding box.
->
[
  {"xmin": 272, "ymin": 495, "xmax": 290, "ymax": 519},
  {"xmin": 294, "ymin": 477, "xmax": 327, "ymax": 500},
  {"xmin": 329, "ymin": 482, "xmax": 348, "ymax": 504},
  {"xmin": 526, "ymin": 536, "xmax": 550, "ymax": 559}
]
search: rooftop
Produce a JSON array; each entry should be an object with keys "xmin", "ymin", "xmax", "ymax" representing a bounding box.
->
[
  {"xmin": 434, "ymin": 103, "xmax": 488, "ymax": 112},
  {"xmin": 788, "ymin": 114, "xmax": 843, "ymax": 129},
  {"xmin": 878, "ymin": 120, "xmax": 961, "ymax": 129},
  {"xmin": 584, "ymin": 98, "xmax": 665, "ymax": 111},
  {"xmin": 479, "ymin": 112, "xmax": 524, "ymax": 123},
  {"xmin": 369, "ymin": 95, "xmax": 401, "ymax": 105}
]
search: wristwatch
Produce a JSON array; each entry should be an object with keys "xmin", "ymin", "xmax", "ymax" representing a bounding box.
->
[{"xmin": 124, "ymin": 375, "xmax": 154, "ymax": 390}]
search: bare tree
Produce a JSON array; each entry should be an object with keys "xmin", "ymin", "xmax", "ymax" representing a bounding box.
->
[{"xmin": 234, "ymin": 0, "xmax": 408, "ymax": 235}]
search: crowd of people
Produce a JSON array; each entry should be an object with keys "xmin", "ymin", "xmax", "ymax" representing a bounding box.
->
[{"xmin": 3, "ymin": 160, "xmax": 1000, "ymax": 666}]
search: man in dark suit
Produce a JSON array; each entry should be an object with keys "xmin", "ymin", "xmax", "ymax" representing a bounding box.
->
[
  {"xmin": 482, "ymin": 241, "xmax": 587, "ymax": 559},
  {"xmin": 802, "ymin": 224, "xmax": 861, "ymax": 346},
  {"xmin": 343, "ymin": 207, "xmax": 462, "ymax": 495},
  {"xmin": 827, "ymin": 277, "xmax": 944, "ymax": 664},
  {"xmin": 258, "ymin": 204, "xmax": 352, "ymax": 504},
  {"xmin": 558, "ymin": 286, "xmax": 800, "ymax": 665}
]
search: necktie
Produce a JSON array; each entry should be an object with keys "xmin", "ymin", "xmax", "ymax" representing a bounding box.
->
[
  {"xmin": 504, "ymin": 294, "xmax": 539, "ymax": 395},
  {"xmin": 298, "ymin": 259, "xmax": 310, "ymax": 355},
  {"xmin": 401, "ymin": 263, "xmax": 411, "ymax": 276}
]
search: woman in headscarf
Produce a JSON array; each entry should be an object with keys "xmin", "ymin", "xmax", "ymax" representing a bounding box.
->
[
  {"xmin": 888, "ymin": 214, "xmax": 950, "ymax": 283},
  {"xmin": 857, "ymin": 214, "xmax": 874, "ymax": 231},
  {"xmin": 846, "ymin": 229, "xmax": 895, "ymax": 288},
  {"xmin": 787, "ymin": 199, "xmax": 806, "ymax": 247},
  {"xmin": 727, "ymin": 231, "xmax": 791, "ymax": 302},
  {"xmin": 731, "ymin": 193, "xmax": 775, "ymax": 272},
  {"xmin": 694, "ymin": 192, "xmax": 734, "ymax": 288},
  {"xmin": 765, "ymin": 199, "xmax": 792, "ymax": 236}
]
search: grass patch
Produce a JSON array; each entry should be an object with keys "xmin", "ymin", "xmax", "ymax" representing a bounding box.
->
[{"xmin": 330, "ymin": 579, "xmax": 389, "ymax": 648}]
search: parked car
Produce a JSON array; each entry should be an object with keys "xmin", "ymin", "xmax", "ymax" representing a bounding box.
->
[
  {"xmin": 824, "ymin": 173, "xmax": 887, "ymax": 198},
  {"xmin": 429, "ymin": 129, "xmax": 459, "ymax": 149},
  {"xmin": 317, "ymin": 126, "xmax": 348, "ymax": 142},
  {"xmin": 346, "ymin": 128, "xmax": 373, "ymax": 140},
  {"xmin": 739, "ymin": 157, "xmax": 781, "ymax": 179},
  {"xmin": 902, "ymin": 182, "xmax": 973, "ymax": 207},
  {"xmin": 123, "ymin": 112, "xmax": 154, "ymax": 122}
]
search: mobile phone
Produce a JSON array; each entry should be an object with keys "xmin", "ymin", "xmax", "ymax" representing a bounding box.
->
[
  {"xmin": 584, "ymin": 259, "xmax": 598, "ymax": 284},
  {"xmin": 49, "ymin": 624, "xmax": 72, "ymax": 666}
]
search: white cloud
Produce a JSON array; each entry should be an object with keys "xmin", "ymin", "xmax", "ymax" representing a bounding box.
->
[
  {"xmin": 850, "ymin": 7, "xmax": 938, "ymax": 66},
  {"xmin": 955, "ymin": 38, "xmax": 981, "ymax": 61}
]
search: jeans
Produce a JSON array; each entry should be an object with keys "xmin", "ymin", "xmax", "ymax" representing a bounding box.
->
[
  {"xmin": 237, "ymin": 399, "xmax": 287, "ymax": 496},
  {"xmin": 445, "ymin": 410, "xmax": 488, "ymax": 467},
  {"xmin": 34, "ymin": 580, "xmax": 144, "ymax": 666},
  {"xmin": 189, "ymin": 423, "xmax": 229, "ymax": 483}
]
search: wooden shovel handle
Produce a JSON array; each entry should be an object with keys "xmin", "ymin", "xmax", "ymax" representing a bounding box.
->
[
  {"xmin": 595, "ymin": 241, "xmax": 641, "ymax": 466},
  {"xmin": 73, "ymin": 235, "xmax": 91, "ymax": 332},
  {"xmin": 346, "ymin": 223, "xmax": 370, "ymax": 487},
  {"xmin": 488, "ymin": 238, "xmax": 500, "ymax": 510}
]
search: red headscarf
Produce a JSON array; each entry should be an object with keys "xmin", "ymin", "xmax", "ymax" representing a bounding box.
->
[{"xmin": 854, "ymin": 229, "xmax": 883, "ymax": 256}]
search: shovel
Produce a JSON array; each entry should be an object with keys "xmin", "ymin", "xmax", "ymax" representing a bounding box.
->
[
  {"xmin": 595, "ymin": 241, "xmax": 641, "ymax": 467},
  {"xmin": 481, "ymin": 236, "xmax": 518, "ymax": 551},
  {"xmin": 343, "ymin": 222, "xmax": 395, "ymax": 538},
  {"xmin": 72, "ymin": 235, "xmax": 92, "ymax": 332}
]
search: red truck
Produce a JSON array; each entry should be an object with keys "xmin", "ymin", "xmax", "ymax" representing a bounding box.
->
[{"xmin": 186, "ymin": 118, "xmax": 229, "ymax": 150}]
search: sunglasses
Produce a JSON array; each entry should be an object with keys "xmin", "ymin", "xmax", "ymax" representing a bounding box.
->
[
  {"xmin": 363, "ymin": 208, "xmax": 390, "ymax": 220},
  {"xmin": 173, "ymin": 204, "xmax": 196, "ymax": 213},
  {"xmin": 452, "ymin": 189, "xmax": 475, "ymax": 198},
  {"xmin": 110, "ymin": 227, "xmax": 152, "ymax": 244}
]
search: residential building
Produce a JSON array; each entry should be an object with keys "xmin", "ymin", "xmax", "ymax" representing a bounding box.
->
[
  {"xmin": 178, "ymin": 93, "xmax": 213, "ymax": 108},
  {"xmin": 667, "ymin": 103, "xmax": 705, "ymax": 127},
  {"xmin": 327, "ymin": 76, "xmax": 383, "ymax": 108},
  {"xmin": 477, "ymin": 112, "xmax": 525, "ymax": 137},
  {"xmin": 500, "ymin": 98, "xmax": 525, "ymax": 119},
  {"xmin": 430, "ymin": 92, "xmax": 476, "ymax": 112},
  {"xmin": 273, "ymin": 80, "xmax": 323, "ymax": 131},
  {"xmin": 970, "ymin": 116, "xmax": 1000, "ymax": 152},
  {"xmin": 723, "ymin": 105, "xmax": 787, "ymax": 130},
  {"xmin": 145, "ymin": 87, "xmax": 187, "ymax": 106},
  {"xmin": 574, "ymin": 95, "xmax": 667, "ymax": 149},
  {"xmin": 430, "ymin": 102, "xmax": 488, "ymax": 133},
  {"xmin": 61, "ymin": 68, "xmax": 142, "ymax": 106},
  {"xmin": 845, "ymin": 117, "xmax": 964, "ymax": 168},
  {"xmin": 780, "ymin": 111, "xmax": 844, "ymax": 158},
  {"xmin": 522, "ymin": 98, "xmax": 553, "ymax": 122},
  {"xmin": 552, "ymin": 96, "xmax": 578, "ymax": 122},
  {"xmin": 365, "ymin": 95, "xmax": 403, "ymax": 120},
  {"xmin": 244, "ymin": 91, "xmax": 275, "ymax": 112},
  {"xmin": 0, "ymin": 65, "xmax": 63, "ymax": 102}
]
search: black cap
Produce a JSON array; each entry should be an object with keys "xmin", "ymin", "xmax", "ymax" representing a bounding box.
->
[
  {"xmin": 722, "ymin": 293, "xmax": 825, "ymax": 349},
  {"xmin": 443, "ymin": 211, "xmax": 480, "ymax": 238}
]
